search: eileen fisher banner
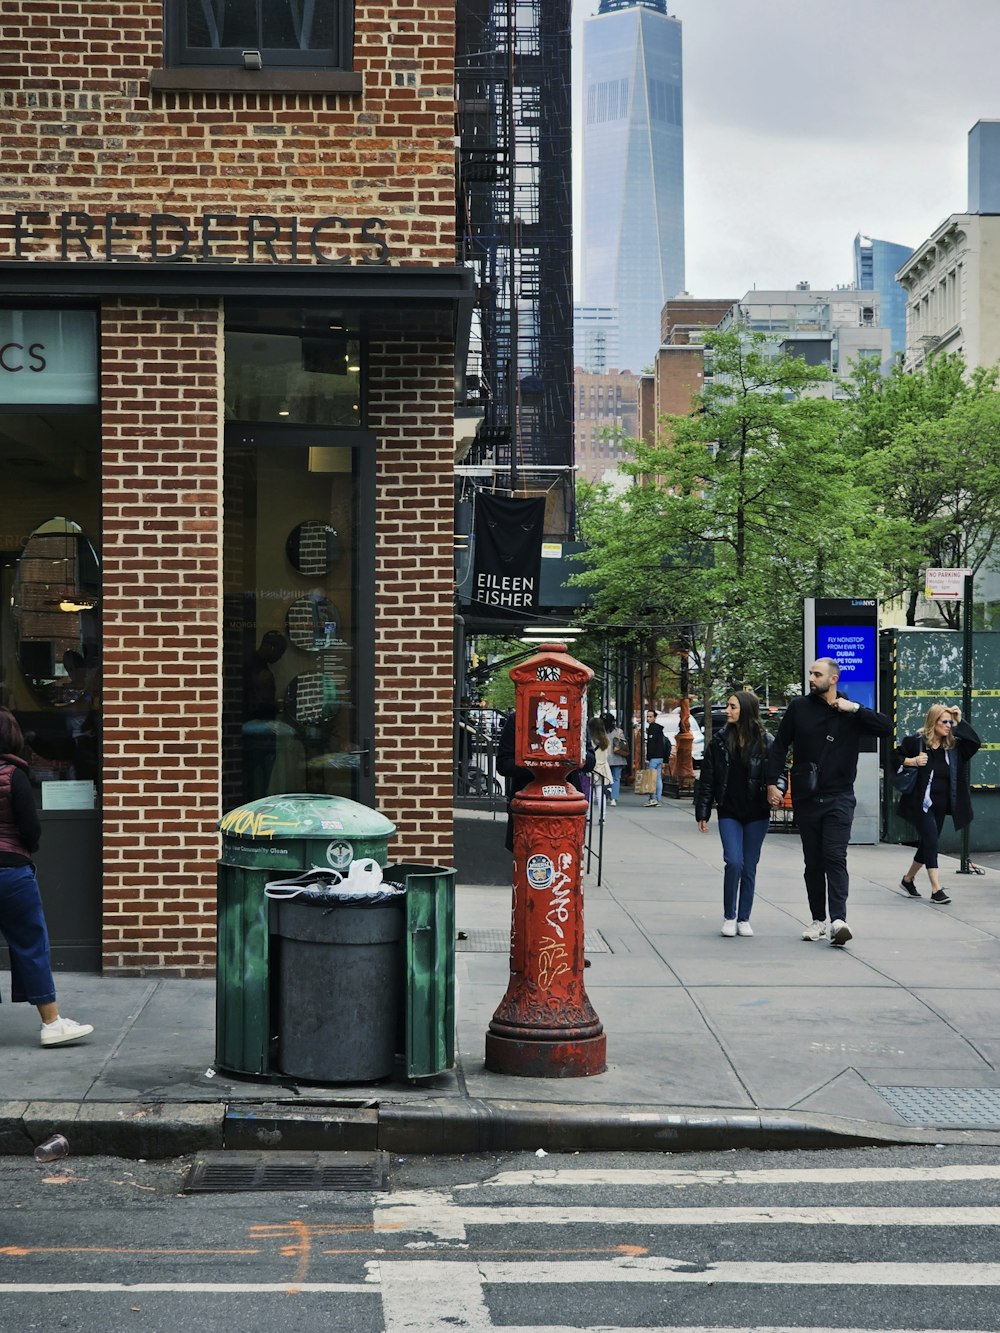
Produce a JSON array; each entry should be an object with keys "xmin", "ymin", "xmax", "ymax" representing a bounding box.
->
[{"xmin": 471, "ymin": 493, "xmax": 546, "ymax": 613}]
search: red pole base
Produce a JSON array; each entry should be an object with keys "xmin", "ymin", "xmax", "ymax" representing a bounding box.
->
[{"xmin": 485, "ymin": 1030, "xmax": 607, "ymax": 1077}]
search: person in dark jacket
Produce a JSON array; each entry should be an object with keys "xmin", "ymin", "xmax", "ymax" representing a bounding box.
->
[
  {"xmin": 644, "ymin": 710, "xmax": 670, "ymax": 808},
  {"xmin": 0, "ymin": 707, "xmax": 93, "ymax": 1047},
  {"xmin": 695, "ymin": 691, "xmax": 780, "ymax": 938},
  {"xmin": 496, "ymin": 711, "xmax": 595, "ymax": 852},
  {"xmin": 766, "ymin": 658, "xmax": 891, "ymax": 948},
  {"xmin": 894, "ymin": 703, "xmax": 981, "ymax": 905}
]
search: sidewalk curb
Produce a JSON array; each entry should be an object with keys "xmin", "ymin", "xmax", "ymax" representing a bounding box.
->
[{"xmin": 7, "ymin": 1098, "xmax": 1000, "ymax": 1159}]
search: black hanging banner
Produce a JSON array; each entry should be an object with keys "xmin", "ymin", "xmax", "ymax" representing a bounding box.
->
[{"xmin": 471, "ymin": 493, "xmax": 546, "ymax": 615}]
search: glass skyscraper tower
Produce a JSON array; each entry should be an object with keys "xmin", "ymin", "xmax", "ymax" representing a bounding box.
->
[
  {"xmin": 580, "ymin": 0, "xmax": 685, "ymax": 374},
  {"xmin": 853, "ymin": 233, "xmax": 913, "ymax": 364}
]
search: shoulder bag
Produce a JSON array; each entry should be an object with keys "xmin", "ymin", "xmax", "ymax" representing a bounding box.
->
[{"xmin": 892, "ymin": 738, "xmax": 923, "ymax": 795}]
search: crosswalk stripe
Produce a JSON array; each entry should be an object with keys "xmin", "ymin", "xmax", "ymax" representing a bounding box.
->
[
  {"xmin": 469, "ymin": 1165, "xmax": 1000, "ymax": 1189},
  {"xmin": 376, "ymin": 1255, "xmax": 1000, "ymax": 1287},
  {"xmin": 375, "ymin": 1197, "xmax": 1000, "ymax": 1237}
]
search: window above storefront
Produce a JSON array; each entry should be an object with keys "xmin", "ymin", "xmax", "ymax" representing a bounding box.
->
[{"xmin": 153, "ymin": 0, "xmax": 361, "ymax": 93}]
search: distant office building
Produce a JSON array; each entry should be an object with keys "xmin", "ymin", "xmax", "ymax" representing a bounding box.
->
[
  {"xmin": 574, "ymin": 304, "xmax": 621, "ymax": 374},
  {"xmin": 574, "ymin": 368, "xmax": 639, "ymax": 481},
  {"xmin": 853, "ymin": 234, "xmax": 913, "ymax": 363},
  {"xmin": 580, "ymin": 0, "xmax": 685, "ymax": 375},
  {"xmin": 717, "ymin": 286, "xmax": 891, "ymax": 395}
]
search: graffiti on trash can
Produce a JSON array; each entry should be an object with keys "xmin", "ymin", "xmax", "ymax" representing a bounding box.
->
[{"xmin": 219, "ymin": 808, "xmax": 299, "ymax": 838}]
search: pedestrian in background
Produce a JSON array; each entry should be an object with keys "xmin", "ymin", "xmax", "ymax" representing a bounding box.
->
[
  {"xmin": 644, "ymin": 710, "xmax": 670, "ymax": 808},
  {"xmin": 894, "ymin": 703, "xmax": 981, "ymax": 904},
  {"xmin": 603, "ymin": 712, "xmax": 628, "ymax": 806},
  {"xmin": 695, "ymin": 691, "xmax": 779, "ymax": 938},
  {"xmin": 0, "ymin": 708, "xmax": 93, "ymax": 1047},
  {"xmin": 589, "ymin": 716, "xmax": 614, "ymax": 812},
  {"xmin": 766, "ymin": 658, "xmax": 891, "ymax": 948}
]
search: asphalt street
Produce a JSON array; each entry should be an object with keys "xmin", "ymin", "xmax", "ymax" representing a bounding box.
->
[{"xmin": 4, "ymin": 1145, "xmax": 1000, "ymax": 1331}]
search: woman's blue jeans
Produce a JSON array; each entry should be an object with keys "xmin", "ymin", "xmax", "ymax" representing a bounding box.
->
[
  {"xmin": 718, "ymin": 817, "xmax": 769, "ymax": 922},
  {"xmin": 0, "ymin": 864, "xmax": 57, "ymax": 1005}
]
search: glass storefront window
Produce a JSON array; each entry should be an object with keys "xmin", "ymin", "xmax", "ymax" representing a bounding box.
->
[
  {"xmin": 223, "ymin": 436, "xmax": 365, "ymax": 806},
  {"xmin": 0, "ymin": 413, "xmax": 101, "ymax": 807},
  {"xmin": 224, "ymin": 331, "xmax": 361, "ymax": 427}
]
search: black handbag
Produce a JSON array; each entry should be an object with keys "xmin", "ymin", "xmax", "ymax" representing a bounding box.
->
[{"xmin": 892, "ymin": 739, "xmax": 923, "ymax": 794}]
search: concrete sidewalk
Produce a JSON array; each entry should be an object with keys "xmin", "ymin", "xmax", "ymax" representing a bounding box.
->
[{"xmin": 2, "ymin": 795, "xmax": 1000, "ymax": 1158}]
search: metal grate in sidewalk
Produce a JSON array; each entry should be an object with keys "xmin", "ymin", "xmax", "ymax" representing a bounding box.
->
[
  {"xmin": 457, "ymin": 928, "xmax": 610, "ymax": 953},
  {"xmin": 873, "ymin": 1085, "xmax": 1000, "ymax": 1129}
]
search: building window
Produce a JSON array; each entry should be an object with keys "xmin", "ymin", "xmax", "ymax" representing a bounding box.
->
[{"xmin": 165, "ymin": 0, "xmax": 353, "ymax": 69}]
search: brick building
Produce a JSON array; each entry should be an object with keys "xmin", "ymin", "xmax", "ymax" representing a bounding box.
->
[
  {"xmin": 0, "ymin": 3, "xmax": 471, "ymax": 973},
  {"xmin": 573, "ymin": 368, "xmax": 638, "ymax": 481}
]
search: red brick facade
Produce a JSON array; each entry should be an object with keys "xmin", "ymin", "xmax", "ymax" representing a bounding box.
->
[{"xmin": 0, "ymin": 3, "xmax": 459, "ymax": 972}]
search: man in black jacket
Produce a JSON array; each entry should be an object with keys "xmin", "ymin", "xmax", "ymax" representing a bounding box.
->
[
  {"xmin": 766, "ymin": 658, "xmax": 891, "ymax": 948},
  {"xmin": 644, "ymin": 710, "xmax": 671, "ymax": 808}
]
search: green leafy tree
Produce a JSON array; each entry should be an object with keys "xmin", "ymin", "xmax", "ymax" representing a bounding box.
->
[
  {"xmin": 845, "ymin": 356, "xmax": 1000, "ymax": 625},
  {"xmin": 574, "ymin": 330, "xmax": 882, "ymax": 698}
]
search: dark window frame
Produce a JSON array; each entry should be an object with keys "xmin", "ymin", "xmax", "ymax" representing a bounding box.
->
[{"xmin": 162, "ymin": 0, "xmax": 355, "ymax": 77}]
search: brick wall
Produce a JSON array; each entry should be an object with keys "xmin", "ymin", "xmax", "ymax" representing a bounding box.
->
[
  {"xmin": 100, "ymin": 299, "xmax": 223, "ymax": 974},
  {"xmin": 0, "ymin": 2, "xmax": 456, "ymax": 265},
  {"xmin": 369, "ymin": 337, "xmax": 455, "ymax": 867},
  {"xmin": 0, "ymin": 4, "xmax": 458, "ymax": 970}
]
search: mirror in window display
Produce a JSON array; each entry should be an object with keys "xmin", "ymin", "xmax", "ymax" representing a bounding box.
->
[
  {"xmin": 285, "ymin": 519, "xmax": 342, "ymax": 574},
  {"xmin": 10, "ymin": 517, "xmax": 101, "ymax": 789},
  {"xmin": 224, "ymin": 332, "xmax": 360, "ymax": 427}
]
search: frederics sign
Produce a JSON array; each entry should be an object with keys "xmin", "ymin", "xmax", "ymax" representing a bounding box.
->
[{"xmin": 8, "ymin": 209, "xmax": 391, "ymax": 265}]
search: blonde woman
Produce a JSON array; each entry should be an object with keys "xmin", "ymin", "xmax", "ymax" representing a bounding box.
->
[{"xmin": 894, "ymin": 704, "xmax": 981, "ymax": 904}]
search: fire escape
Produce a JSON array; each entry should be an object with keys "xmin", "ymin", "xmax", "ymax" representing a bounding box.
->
[{"xmin": 456, "ymin": 0, "xmax": 574, "ymax": 538}]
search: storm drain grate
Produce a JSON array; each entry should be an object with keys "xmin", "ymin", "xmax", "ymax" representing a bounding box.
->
[
  {"xmin": 457, "ymin": 928, "xmax": 610, "ymax": 953},
  {"xmin": 873, "ymin": 1086, "xmax": 1000, "ymax": 1129},
  {"xmin": 183, "ymin": 1150, "xmax": 389, "ymax": 1193}
]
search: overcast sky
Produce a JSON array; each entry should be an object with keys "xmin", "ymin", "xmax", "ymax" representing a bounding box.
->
[{"xmin": 572, "ymin": 0, "xmax": 1000, "ymax": 297}]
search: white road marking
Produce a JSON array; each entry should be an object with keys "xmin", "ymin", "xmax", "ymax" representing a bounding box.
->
[
  {"xmin": 0, "ymin": 1283, "xmax": 374, "ymax": 1293},
  {"xmin": 376, "ymin": 1258, "xmax": 493, "ymax": 1331},
  {"xmin": 375, "ymin": 1197, "xmax": 1000, "ymax": 1239},
  {"xmin": 381, "ymin": 1255, "xmax": 1000, "ymax": 1286},
  {"xmin": 467, "ymin": 1164, "xmax": 1000, "ymax": 1189}
]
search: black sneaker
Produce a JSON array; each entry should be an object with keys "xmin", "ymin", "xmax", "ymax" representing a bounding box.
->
[
  {"xmin": 900, "ymin": 877, "xmax": 921, "ymax": 897},
  {"xmin": 931, "ymin": 889, "xmax": 952, "ymax": 904}
]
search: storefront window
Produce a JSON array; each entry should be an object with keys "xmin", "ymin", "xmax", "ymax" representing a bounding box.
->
[
  {"xmin": 222, "ymin": 435, "xmax": 366, "ymax": 806},
  {"xmin": 0, "ymin": 416, "xmax": 101, "ymax": 808},
  {"xmin": 224, "ymin": 331, "xmax": 361, "ymax": 426}
]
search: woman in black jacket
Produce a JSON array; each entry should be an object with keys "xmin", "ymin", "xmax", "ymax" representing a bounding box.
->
[
  {"xmin": 695, "ymin": 691, "xmax": 779, "ymax": 938},
  {"xmin": 894, "ymin": 703, "xmax": 981, "ymax": 904}
]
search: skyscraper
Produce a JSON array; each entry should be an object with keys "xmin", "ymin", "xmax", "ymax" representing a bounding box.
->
[
  {"xmin": 580, "ymin": 0, "xmax": 685, "ymax": 375},
  {"xmin": 853, "ymin": 234, "xmax": 913, "ymax": 364}
]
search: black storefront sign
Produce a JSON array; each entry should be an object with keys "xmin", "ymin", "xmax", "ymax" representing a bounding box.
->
[{"xmin": 471, "ymin": 494, "xmax": 545, "ymax": 615}]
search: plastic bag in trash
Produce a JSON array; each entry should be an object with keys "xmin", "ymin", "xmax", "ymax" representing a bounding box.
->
[{"xmin": 264, "ymin": 859, "xmax": 404, "ymax": 903}]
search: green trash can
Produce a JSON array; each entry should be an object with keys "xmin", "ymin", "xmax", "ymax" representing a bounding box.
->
[{"xmin": 216, "ymin": 794, "xmax": 396, "ymax": 1078}]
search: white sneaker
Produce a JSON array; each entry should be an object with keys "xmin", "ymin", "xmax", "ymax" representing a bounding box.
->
[
  {"xmin": 609, "ymin": 799, "xmax": 617, "ymax": 806},
  {"xmin": 801, "ymin": 920, "xmax": 827, "ymax": 941},
  {"xmin": 721, "ymin": 919, "xmax": 737, "ymax": 937},
  {"xmin": 830, "ymin": 919, "xmax": 853, "ymax": 948},
  {"xmin": 736, "ymin": 921, "xmax": 754, "ymax": 937},
  {"xmin": 40, "ymin": 1017, "xmax": 94, "ymax": 1048}
]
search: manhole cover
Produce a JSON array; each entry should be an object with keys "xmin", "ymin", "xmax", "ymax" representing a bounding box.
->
[
  {"xmin": 874, "ymin": 1086, "xmax": 1000, "ymax": 1128},
  {"xmin": 183, "ymin": 1150, "xmax": 389, "ymax": 1193},
  {"xmin": 457, "ymin": 928, "xmax": 609, "ymax": 953}
]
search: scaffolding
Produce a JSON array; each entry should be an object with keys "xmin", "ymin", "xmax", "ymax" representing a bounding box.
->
[{"xmin": 456, "ymin": 0, "xmax": 574, "ymax": 535}]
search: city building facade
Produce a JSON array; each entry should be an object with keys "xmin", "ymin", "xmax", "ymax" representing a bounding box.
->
[
  {"xmin": 574, "ymin": 368, "xmax": 639, "ymax": 481},
  {"xmin": 580, "ymin": 0, "xmax": 684, "ymax": 376},
  {"xmin": 0, "ymin": 2, "xmax": 468, "ymax": 972}
]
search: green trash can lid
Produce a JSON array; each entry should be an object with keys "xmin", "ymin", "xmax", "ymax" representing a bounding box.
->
[{"xmin": 219, "ymin": 793, "xmax": 396, "ymax": 842}]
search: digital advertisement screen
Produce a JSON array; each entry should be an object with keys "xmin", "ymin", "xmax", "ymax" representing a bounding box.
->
[{"xmin": 817, "ymin": 624, "xmax": 876, "ymax": 710}]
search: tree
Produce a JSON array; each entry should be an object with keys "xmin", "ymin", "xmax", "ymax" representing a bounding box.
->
[
  {"xmin": 574, "ymin": 330, "xmax": 882, "ymax": 697},
  {"xmin": 845, "ymin": 356, "xmax": 1000, "ymax": 625}
]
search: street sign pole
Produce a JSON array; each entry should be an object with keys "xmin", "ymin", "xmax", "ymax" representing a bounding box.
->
[{"xmin": 958, "ymin": 573, "xmax": 974, "ymax": 874}]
